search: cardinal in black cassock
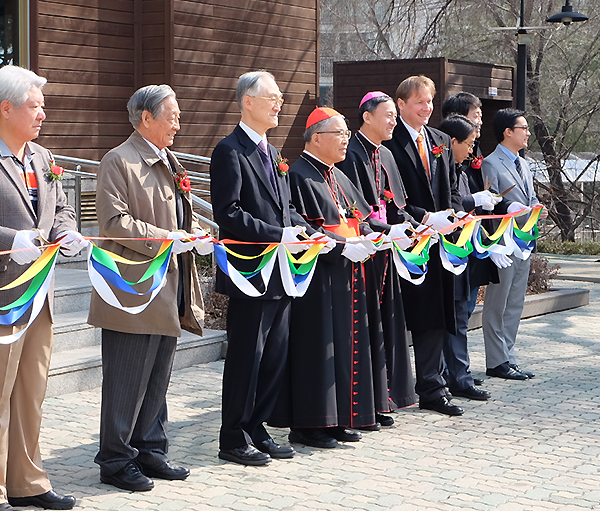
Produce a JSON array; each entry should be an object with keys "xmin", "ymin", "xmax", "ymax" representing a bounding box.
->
[{"xmin": 269, "ymin": 108, "xmax": 383, "ymax": 448}]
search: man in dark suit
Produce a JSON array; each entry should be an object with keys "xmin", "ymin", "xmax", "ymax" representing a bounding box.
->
[
  {"xmin": 383, "ymin": 75, "xmax": 464, "ymax": 416},
  {"xmin": 210, "ymin": 71, "xmax": 317, "ymax": 465},
  {"xmin": 0, "ymin": 65, "xmax": 79, "ymax": 510},
  {"xmin": 481, "ymin": 109, "xmax": 547, "ymax": 380}
]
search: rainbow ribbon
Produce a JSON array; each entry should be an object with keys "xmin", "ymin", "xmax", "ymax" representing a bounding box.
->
[{"xmin": 0, "ymin": 244, "xmax": 60, "ymax": 343}]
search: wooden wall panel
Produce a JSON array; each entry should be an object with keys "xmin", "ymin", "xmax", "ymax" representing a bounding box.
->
[
  {"xmin": 31, "ymin": 0, "xmax": 318, "ymax": 163},
  {"xmin": 35, "ymin": 0, "xmax": 135, "ymax": 160},
  {"xmin": 171, "ymin": 0, "xmax": 319, "ymax": 161}
]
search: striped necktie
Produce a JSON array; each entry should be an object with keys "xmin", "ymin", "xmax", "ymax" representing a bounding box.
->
[{"xmin": 417, "ymin": 134, "xmax": 430, "ymax": 180}]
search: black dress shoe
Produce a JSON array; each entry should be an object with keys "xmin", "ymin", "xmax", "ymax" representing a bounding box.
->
[
  {"xmin": 327, "ymin": 426, "xmax": 362, "ymax": 442},
  {"xmin": 509, "ymin": 363, "xmax": 535, "ymax": 379},
  {"xmin": 473, "ymin": 378, "xmax": 484, "ymax": 386},
  {"xmin": 355, "ymin": 422, "xmax": 381, "ymax": 432},
  {"xmin": 376, "ymin": 413, "xmax": 394, "ymax": 427},
  {"xmin": 0, "ymin": 503, "xmax": 13, "ymax": 511},
  {"xmin": 8, "ymin": 490, "xmax": 76, "ymax": 510},
  {"xmin": 100, "ymin": 460, "xmax": 154, "ymax": 492},
  {"xmin": 289, "ymin": 428, "xmax": 338, "ymax": 448},
  {"xmin": 140, "ymin": 461, "xmax": 190, "ymax": 480},
  {"xmin": 450, "ymin": 385, "xmax": 491, "ymax": 401},
  {"xmin": 444, "ymin": 388, "xmax": 453, "ymax": 400},
  {"xmin": 255, "ymin": 438, "xmax": 295, "ymax": 459},
  {"xmin": 419, "ymin": 396, "xmax": 464, "ymax": 416},
  {"xmin": 486, "ymin": 362, "xmax": 528, "ymax": 380},
  {"xmin": 218, "ymin": 444, "xmax": 271, "ymax": 466}
]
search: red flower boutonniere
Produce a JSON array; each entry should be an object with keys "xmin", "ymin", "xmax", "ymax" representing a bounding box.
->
[
  {"xmin": 174, "ymin": 169, "xmax": 191, "ymax": 194},
  {"xmin": 348, "ymin": 203, "xmax": 363, "ymax": 220},
  {"xmin": 383, "ymin": 189, "xmax": 395, "ymax": 203},
  {"xmin": 275, "ymin": 154, "xmax": 289, "ymax": 176},
  {"xmin": 471, "ymin": 155, "xmax": 483, "ymax": 170},
  {"xmin": 47, "ymin": 160, "xmax": 64, "ymax": 181},
  {"xmin": 431, "ymin": 144, "xmax": 447, "ymax": 158}
]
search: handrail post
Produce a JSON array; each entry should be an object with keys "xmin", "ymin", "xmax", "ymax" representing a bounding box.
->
[{"xmin": 75, "ymin": 165, "xmax": 82, "ymax": 232}]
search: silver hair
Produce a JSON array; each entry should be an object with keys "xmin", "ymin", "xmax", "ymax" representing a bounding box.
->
[
  {"xmin": 236, "ymin": 70, "xmax": 275, "ymax": 110},
  {"xmin": 0, "ymin": 65, "xmax": 47, "ymax": 107},
  {"xmin": 127, "ymin": 84, "xmax": 176, "ymax": 129},
  {"xmin": 303, "ymin": 116, "xmax": 343, "ymax": 143}
]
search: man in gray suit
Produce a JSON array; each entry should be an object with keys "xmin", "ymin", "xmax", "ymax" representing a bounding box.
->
[
  {"xmin": 0, "ymin": 66, "xmax": 82, "ymax": 510},
  {"xmin": 481, "ymin": 108, "xmax": 547, "ymax": 381}
]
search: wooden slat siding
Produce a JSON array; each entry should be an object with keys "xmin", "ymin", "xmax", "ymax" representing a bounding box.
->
[
  {"xmin": 171, "ymin": 0, "xmax": 318, "ymax": 159},
  {"xmin": 30, "ymin": 0, "xmax": 40, "ymax": 71},
  {"xmin": 36, "ymin": 1, "xmax": 135, "ymax": 160}
]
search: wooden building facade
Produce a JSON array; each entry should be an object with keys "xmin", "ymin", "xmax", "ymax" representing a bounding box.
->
[
  {"xmin": 8, "ymin": 0, "xmax": 319, "ymax": 160},
  {"xmin": 333, "ymin": 58, "xmax": 514, "ymax": 156}
]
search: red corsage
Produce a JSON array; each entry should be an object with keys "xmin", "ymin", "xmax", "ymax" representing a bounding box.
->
[
  {"xmin": 47, "ymin": 160, "xmax": 64, "ymax": 182},
  {"xmin": 471, "ymin": 155, "xmax": 483, "ymax": 169},
  {"xmin": 275, "ymin": 154, "xmax": 289, "ymax": 176},
  {"xmin": 348, "ymin": 203, "xmax": 363, "ymax": 220},
  {"xmin": 174, "ymin": 169, "xmax": 191, "ymax": 194},
  {"xmin": 383, "ymin": 189, "xmax": 395, "ymax": 203},
  {"xmin": 431, "ymin": 144, "xmax": 447, "ymax": 158}
]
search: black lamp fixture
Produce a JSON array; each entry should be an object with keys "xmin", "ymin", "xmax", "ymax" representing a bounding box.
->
[{"xmin": 546, "ymin": 0, "xmax": 588, "ymax": 25}]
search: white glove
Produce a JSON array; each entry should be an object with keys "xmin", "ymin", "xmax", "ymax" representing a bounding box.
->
[
  {"xmin": 342, "ymin": 237, "xmax": 372, "ymax": 263},
  {"xmin": 167, "ymin": 231, "xmax": 198, "ymax": 254},
  {"xmin": 366, "ymin": 231, "xmax": 392, "ymax": 251},
  {"xmin": 388, "ymin": 223, "xmax": 413, "ymax": 251},
  {"xmin": 359, "ymin": 234, "xmax": 379, "ymax": 256},
  {"xmin": 472, "ymin": 190, "xmax": 500, "ymax": 211},
  {"xmin": 10, "ymin": 230, "xmax": 41, "ymax": 265},
  {"xmin": 281, "ymin": 226, "xmax": 310, "ymax": 254},
  {"xmin": 59, "ymin": 230, "xmax": 89, "ymax": 257},
  {"xmin": 193, "ymin": 229, "xmax": 214, "ymax": 255},
  {"xmin": 489, "ymin": 252, "xmax": 513, "ymax": 269},
  {"xmin": 310, "ymin": 232, "xmax": 336, "ymax": 254},
  {"xmin": 507, "ymin": 201, "xmax": 530, "ymax": 215},
  {"xmin": 423, "ymin": 209, "xmax": 456, "ymax": 231}
]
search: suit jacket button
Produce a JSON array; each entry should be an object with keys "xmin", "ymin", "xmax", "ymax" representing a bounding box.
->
[{"xmin": 167, "ymin": 195, "xmax": 173, "ymax": 200}]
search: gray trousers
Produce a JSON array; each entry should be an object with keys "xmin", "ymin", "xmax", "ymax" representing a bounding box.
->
[
  {"xmin": 482, "ymin": 255, "xmax": 531, "ymax": 369},
  {"xmin": 94, "ymin": 329, "xmax": 177, "ymax": 476}
]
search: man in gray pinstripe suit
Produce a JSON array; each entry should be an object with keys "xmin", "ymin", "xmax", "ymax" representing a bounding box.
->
[{"xmin": 0, "ymin": 66, "xmax": 81, "ymax": 510}]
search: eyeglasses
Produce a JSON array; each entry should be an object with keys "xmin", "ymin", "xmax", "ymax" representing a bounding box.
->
[
  {"xmin": 512, "ymin": 125, "xmax": 530, "ymax": 132},
  {"xmin": 462, "ymin": 140, "xmax": 475, "ymax": 149},
  {"xmin": 250, "ymin": 95, "xmax": 285, "ymax": 106},
  {"xmin": 317, "ymin": 130, "xmax": 352, "ymax": 139}
]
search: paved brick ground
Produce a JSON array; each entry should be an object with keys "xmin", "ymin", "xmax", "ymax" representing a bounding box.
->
[{"xmin": 38, "ymin": 275, "xmax": 600, "ymax": 511}]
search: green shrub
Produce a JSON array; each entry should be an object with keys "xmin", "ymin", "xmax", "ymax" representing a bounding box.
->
[{"xmin": 537, "ymin": 240, "xmax": 600, "ymax": 255}]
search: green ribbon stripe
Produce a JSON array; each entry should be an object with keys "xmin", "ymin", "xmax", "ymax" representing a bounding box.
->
[
  {"xmin": 91, "ymin": 244, "xmax": 172, "ymax": 285},
  {"xmin": 237, "ymin": 249, "xmax": 277, "ymax": 276},
  {"xmin": 0, "ymin": 250, "xmax": 57, "ymax": 311},
  {"xmin": 395, "ymin": 239, "xmax": 430, "ymax": 266},
  {"xmin": 286, "ymin": 253, "xmax": 319, "ymax": 275},
  {"xmin": 514, "ymin": 224, "xmax": 539, "ymax": 242},
  {"xmin": 441, "ymin": 238, "xmax": 474, "ymax": 258}
]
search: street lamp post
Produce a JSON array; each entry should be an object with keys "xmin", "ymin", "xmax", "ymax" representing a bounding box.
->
[{"xmin": 515, "ymin": 0, "xmax": 588, "ymax": 113}]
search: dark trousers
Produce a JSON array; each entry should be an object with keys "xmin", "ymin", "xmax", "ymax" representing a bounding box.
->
[
  {"xmin": 443, "ymin": 272, "xmax": 475, "ymax": 391},
  {"xmin": 219, "ymin": 297, "xmax": 291, "ymax": 451},
  {"xmin": 94, "ymin": 329, "xmax": 177, "ymax": 476},
  {"xmin": 412, "ymin": 329, "xmax": 446, "ymax": 402}
]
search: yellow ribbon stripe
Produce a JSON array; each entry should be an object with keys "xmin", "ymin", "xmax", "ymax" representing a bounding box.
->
[{"xmin": 0, "ymin": 244, "xmax": 60, "ymax": 291}]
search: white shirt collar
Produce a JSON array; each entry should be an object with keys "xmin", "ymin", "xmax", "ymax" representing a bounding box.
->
[
  {"xmin": 141, "ymin": 135, "xmax": 168, "ymax": 162},
  {"xmin": 400, "ymin": 116, "xmax": 428, "ymax": 148},
  {"xmin": 302, "ymin": 150, "xmax": 333, "ymax": 170},
  {"xmin": 239, "ymin": 122, "xmax": 267, "ymax": 147}
]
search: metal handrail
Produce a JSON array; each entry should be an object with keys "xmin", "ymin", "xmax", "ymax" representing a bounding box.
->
[{"xmin": 53, "ymin": 154, "xmax": 216, "ymax": 230}]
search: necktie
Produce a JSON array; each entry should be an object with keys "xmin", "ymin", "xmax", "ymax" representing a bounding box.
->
[
  {"xmin": 258, "ymin": 139, "xmax": 280, "ymax": 201},
  {"xmin": 416, "ymin": 134, "xmax": 430, "ymax": 180},
  {"xmin": 514, "ymin": 157, "xmax": 529, "ymax": 197}
]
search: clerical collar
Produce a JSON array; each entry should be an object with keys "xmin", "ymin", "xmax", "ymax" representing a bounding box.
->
[
  {"xmin": 302, "ymin": 150, "xmax": 333, "ymax": 171},
  {"xmin": 239, "ymin": 121, "xmax": 267, "ymax": 147},
  {"xmin": 357, "ymin": 130, "xmax": 380, "ymax": 150}
]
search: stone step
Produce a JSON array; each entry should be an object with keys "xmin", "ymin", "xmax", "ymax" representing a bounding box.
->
[
  {"xmin": 52, "ymin": 309, "xmax": 98, "ymax": 353},
  {"xmin": 47, "ymin": 328, "xmax": 226, "ymax": 397},
  {"xmin": 53, "ymin": 267, "xmax": 92, "ymax": 315}
]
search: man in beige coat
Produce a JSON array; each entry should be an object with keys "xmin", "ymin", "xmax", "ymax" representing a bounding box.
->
[
  {"xmin": 88, "ymin": 84, "xmax": 204, "ymax": 492},
  {"xmin": 0, "ymin": 66, "xmax": 80, "ymax": 510}
]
